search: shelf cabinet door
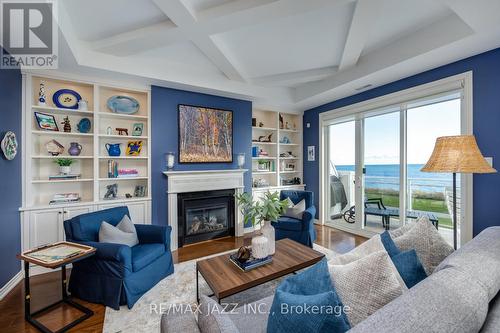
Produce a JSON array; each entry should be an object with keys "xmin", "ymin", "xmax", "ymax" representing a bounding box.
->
[
  {"xmin": 29, "ymin": 208, "xmax": 63, "ymax": 248},
  {"xmin": 98, "ymin": 201, "xmax": 150, "ymax": 224}
]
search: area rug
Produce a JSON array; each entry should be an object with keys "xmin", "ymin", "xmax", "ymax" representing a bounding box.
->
[{"xmin": 103, "ymin": 244, "xmax": 338, "ymax": 333}]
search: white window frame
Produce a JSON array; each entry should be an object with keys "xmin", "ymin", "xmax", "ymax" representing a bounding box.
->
[{"xmin": 319, "ymin": 71, "xmax": 473, "ymax": 244}]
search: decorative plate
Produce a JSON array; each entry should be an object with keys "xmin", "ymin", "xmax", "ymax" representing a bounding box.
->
[
  {"xmin": 77, "ymin": 118, "xmax": 91, "ymax": 133},
  {"xmin": 1, "ymin": 131, "xmax": 18, "ymax": 160},
  {"xmin": 52, "ymin": 89, "xmax": 82, "ymax": 109},
  {"xmin": 107, "ymin": 96, "xmax": 140, "ymax": 114}
]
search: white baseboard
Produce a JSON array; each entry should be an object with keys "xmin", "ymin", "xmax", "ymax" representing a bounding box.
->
[
  {"xmin": 323, "ymin": 221, "xmax": 377, "ymax": 239},
  {"xmin": 0, "ymin": 270, "xmax": 23, "ymax": 301}
]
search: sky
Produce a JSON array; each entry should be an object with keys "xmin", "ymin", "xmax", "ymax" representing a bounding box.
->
[{"xmin": 328, "ymin": 98, "xmax": 461, "ymax": 165}]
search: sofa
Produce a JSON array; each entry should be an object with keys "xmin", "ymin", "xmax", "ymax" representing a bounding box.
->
[
  {"xmin": 272, "ymin": 190, "xmax": 316, "ymax": 247},
  {"xmin": 161, "ymin": 226, "xmax": 500, "ymax": 332},
  {"xmin": 64, "ymin": 206, "xmax": 174, "ymax": 309}
]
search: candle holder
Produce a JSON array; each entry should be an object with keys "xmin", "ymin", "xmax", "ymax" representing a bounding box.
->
[
  {"xmin": 166, "ymin": 152, "xmax": 175, "ymax": 170},
  {"xmin": 237, "ymin": 153, "xmax": 245, "ymax": 169}
]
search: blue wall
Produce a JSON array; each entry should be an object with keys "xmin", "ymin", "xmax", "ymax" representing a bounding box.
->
[
  {"xmin": 151, "ymin": 86, "xmax": 252, "ymax": 227},
  {"xmin": 0, "ymin": 61, "xmax": 22, "ymax": 287},
  {"xmin": 304, "ymin": 47, "xmax": 500, "ymax": 236}
]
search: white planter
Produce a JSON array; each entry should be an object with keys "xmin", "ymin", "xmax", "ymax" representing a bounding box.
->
[
  {"xmin": 251, "ymin": 235, "xmax": 269, "ymax": 259},
  {"xmin": 261, "ymin": 220, "xmax": 275, "ymax": 255},
  {"xmin": 60, "ymin": 166, "xmax": 71, "ymax": 175}
]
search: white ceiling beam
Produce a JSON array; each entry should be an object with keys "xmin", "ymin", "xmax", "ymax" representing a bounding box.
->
[
  {"xmin": 250, "ymin": 66, "xmax": 338, "ymax": 86},
  {"xmin": 90, "ymin": 21, "xmax": 184, "ymax": 56},
  {"xmin": 91, "ymin": 0, "xmax": 351, "ymax": 57},
  {"xmin": 294, "ymin": 14, "xmax": 474, "ymax": 103},
  {"xmin": 338, "ymin": 0, "xmax": 382, "ymax": 71},
  {"xmin": 153, "ymin": 0, "xmax": 246, "ymax": 81}
]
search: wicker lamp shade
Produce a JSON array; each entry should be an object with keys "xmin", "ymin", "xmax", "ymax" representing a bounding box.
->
[{"xmin": 421, "ymin": 135, "xmax": 496, "ymax": 173}]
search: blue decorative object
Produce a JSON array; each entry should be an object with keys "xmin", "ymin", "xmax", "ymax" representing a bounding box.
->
[
  {"xmin": 252, "ymin": 146, "xmax": 259, "ymax": 157},
  {"xmin": 273, "ymin": 190, "xmax": 316, "ymax": 247},
  {"xmin": 107, "ymin": 95, "xmax": 140, "ymax": 114},
  {"xmin": 63, "ymin": 207, "xmax": 174, "ymax": 309},
  {"xmin": 52, "ymin": 89, "xmax": 82, "ymax": 109},
  {"xmin": 280, "ymin": 136, "xmax": 291, "ymax": 144},
  {"xmin": 77, "ymin": 118, "xmax": 91, "ymax": 133},
  {"xmin": 380, "ymin": 231, "xmax": 427, "ymax": 288},
  {"xmin": 105, "ymin": 143, "xmax": 121, "ymax": 156},
  {"xmin": 268, "ymin": 258, "xmax": 351, "ymax": 333}
]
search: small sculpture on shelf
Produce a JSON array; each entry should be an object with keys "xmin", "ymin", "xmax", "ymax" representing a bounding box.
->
[
  {"xmin": 258, "ymin": 121, "xmax": 264, "ymax": 128},
  {"xmin": 279, "ymin": 113, "xmax": 284, "ymax": 129},
  {"xmin": 285, "ymin": 121, "xmax": 290, "ymax": 129},
  {"xmin": 116, "ymin": 128, "xmax": 128, "ymax": 136},
  {"xmin": 106, "ymin": 126, "xmax": 112, "ymax": 135},
  {"xmin": 104, "ymin": 183, "xmax": 118, "ymax": 199},
  {"xmin": 61, "ymin": 116, "xmax": 71, "ymax": 132},
  {"xmin": 236, "ymin": 246, "xmax": 251, "ymax": 263},
  {"xmin": 78, "ymin": 99, "xmax": 88, "ymax": 111},
  {"xmin": 38, "ymin": 82, "xmax": 46, "ymax": 106},
  {"xmin": 254, "ymin": 133, "xmax": 272, "ymax": 142},
  {"xmin": 45, "ymin": 139, "xmax": 64, "ymax": 156},
  {"xmin": 125, "ymin": 193, "xmax": 132, "ymax": 199},
  {"xmin": 279, "ymin": 136, "xmax": 291, "ymax": 144}
]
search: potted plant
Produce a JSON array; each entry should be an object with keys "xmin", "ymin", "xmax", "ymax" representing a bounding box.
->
[
  {"xmin": 235, "ymin": 191, "xmax": 289, "ymax": 258},
  {"xmin": 258, "ymin": 191, "xmax": 289, "ymax": 255},
  {"xmin": 54, "ymin": 158, "xmax": 74, "ymax": 175}
]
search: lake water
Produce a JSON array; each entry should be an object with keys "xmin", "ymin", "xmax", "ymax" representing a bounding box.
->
[{"xmin": 335, "ymin": 164, "xmax": 455, "ymax": 192}]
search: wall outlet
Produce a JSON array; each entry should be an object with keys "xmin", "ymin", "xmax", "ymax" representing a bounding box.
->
[{"xmin": 485, "ymin": 157, "xmax": 493, "ymax": 167}]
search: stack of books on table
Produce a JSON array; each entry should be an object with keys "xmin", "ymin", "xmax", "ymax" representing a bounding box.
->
[
  {"xmin": 49, "ymin": 174, "xmax": 81, "ymax": 180},
  {"xmin": 229, "ymin": 253, "xmax": 272, "ymax": 272},
  {"xmin": 50, "ymin": 193, "xmax": 81, "ymax": 205}
]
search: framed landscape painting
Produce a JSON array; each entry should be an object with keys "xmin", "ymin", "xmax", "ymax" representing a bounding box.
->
[{"xmin": 178, "ymin": 104, "xmax": 233, "ymax": 163}]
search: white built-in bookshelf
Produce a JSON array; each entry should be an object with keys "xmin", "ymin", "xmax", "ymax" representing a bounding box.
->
[
  {"xmin": 251, "ymin": 109, "xmax": 305, "ymax": 195},
  {"xmin": 21, "ymin": 73, "xmax": 151, "ymax": 266}
]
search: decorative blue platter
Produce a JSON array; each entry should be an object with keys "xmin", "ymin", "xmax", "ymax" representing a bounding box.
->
[
  {"xmin": 106, "ymin": 96, "xmax": 140, "ymax": 115},
  {"xmin": 77, "ymin": 118, "xmax": 91, "ymax": 133},
  {"xmin": 52, "ymin": 89, "xmax": 82, "ymax": 109}
]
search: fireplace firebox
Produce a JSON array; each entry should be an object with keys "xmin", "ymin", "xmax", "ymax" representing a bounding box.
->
[{"xmin": 177, "ymin": 189, "xmax": 235, "ymax": 247}]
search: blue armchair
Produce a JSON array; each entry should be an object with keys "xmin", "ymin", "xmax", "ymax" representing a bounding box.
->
[
  {"xmin": 271, "ymin": 190, "xmax": 317, "ymax": 247},
  {"xmin": 63, "ymin": 207, "xmax": 174, "ymax": 309}
]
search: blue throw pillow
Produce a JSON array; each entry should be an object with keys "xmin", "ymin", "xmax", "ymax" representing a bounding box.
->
[
  {"xmin": 380, "ymin": 231, "xmax": 427, "ymax": 288},
  {"xmin": 391, "ymin": 249, "xmax": 427, "ymax": 288},
  {"xmin": 267, "ymin": 258, "xmax": 351, "ymax": 333}
]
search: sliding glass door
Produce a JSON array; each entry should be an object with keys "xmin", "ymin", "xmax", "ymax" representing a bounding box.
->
[{"xmin": 323, "ymin": 89, "xmax": 463, "ymax": 246}]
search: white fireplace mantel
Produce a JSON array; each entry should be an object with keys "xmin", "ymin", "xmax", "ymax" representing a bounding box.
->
[{"xmin": 163, "ymin": 169, "xmax": 248, "ymax": 250}]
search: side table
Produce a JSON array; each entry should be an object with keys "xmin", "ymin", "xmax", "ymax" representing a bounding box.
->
[{"xmin": 17, "ymin": 241, "xmax": 96, "ymax": 333}]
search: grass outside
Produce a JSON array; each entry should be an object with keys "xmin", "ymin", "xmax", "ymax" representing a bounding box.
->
[{"xmin": 366, "ymin": 192, "xmax": 452, "ymax": 229}]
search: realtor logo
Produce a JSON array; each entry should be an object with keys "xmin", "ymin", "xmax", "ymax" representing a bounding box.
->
[{"xmin": 1, "ymin": 0, "xmax": 58, "ymax": 69}]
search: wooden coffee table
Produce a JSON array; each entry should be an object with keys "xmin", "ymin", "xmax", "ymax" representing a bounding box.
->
[{"xmin": 196, "ymin": 238, "xmax": 325, "ymax": 303}]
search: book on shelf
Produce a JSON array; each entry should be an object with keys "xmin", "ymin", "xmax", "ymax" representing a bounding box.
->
[
  {"xmin": 229, "ymin": 253, "xmax": 272, "ymax": 272},
  {"xmin": 49, "ymin": 173, "xmax": 81, "ymax": 180},
  {"xmin": 49, "ymin": 193, "xmax": 81, "ymax": 204}
]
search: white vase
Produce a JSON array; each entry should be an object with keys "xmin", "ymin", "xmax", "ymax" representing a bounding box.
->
[
  {"xmin": 261, "ymin": 220, "xmax": 275, "ymax": 255},
  {"xmin": 60, "ymin": 166, "xmax": 71, "ymax": 175},
  {"xmin": 252, "ymin": 235, "xmax": 269, "ymax": 259}
]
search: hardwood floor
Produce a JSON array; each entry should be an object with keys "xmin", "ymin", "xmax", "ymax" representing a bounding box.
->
[{"xmin": 0, "ymin": 224, "xmax": 365, "ymax": 333}]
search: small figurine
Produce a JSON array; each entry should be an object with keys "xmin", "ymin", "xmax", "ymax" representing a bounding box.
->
[
  {"xmin": 285, "ymin": 121, "xmax": 290, "ymax": 129},
  {"xmin": 116, "ymin": 128, "xmax": 128, "ymax": 136},
  {"xmin": 38, "ymin": 82, "xmax": 46, "ymax": 106},
  {"xmin": 279, "ymin": 113, "xmax": 284, "ymax": 129},
  {"xmin": 106, "ymin": 126, "xmax": 113, "ymax": 135},
  {"xmin": 61, "ymin": 116, "xmax": 71, "ymax": 132},
  {"xmin": 258, "ymin": 133, "xmax": 273, "ymax": 142},
  {"xmin": 125, "ymin": 193, "xmax": 132, "ymax": 199},
  {"xmin": 237, "ymin": 246, "xmax": 251, "ymax": 263},
  {"xmin": 104, "ymin": 183, "xmax": 118, "ymax": 199},
  {"xmin": 78, "ymin": 99, "xmax": 88, "ymax": 111},
  {"xmin": 258, "ymin": 121, "xmax": 264, "ymax": 127}
]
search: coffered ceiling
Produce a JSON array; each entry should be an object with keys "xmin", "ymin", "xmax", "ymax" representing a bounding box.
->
[{"xmin": 53, "ymin": 0, "xmax": 500, "ymax": 113}]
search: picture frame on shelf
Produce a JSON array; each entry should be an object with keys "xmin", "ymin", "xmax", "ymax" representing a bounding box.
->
[
  {"xmin": 34, "ymin": 112, "xmax": 59, "ymax": 131},
  {"xmin": 126, "ymin": 140, "xmax": 143, "ymax": 156},
  {"xmin": 132, "ymin": 123, "xmax": 143, "ymax": 136}
]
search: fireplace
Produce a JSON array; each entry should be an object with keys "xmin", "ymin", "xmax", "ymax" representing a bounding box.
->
[{"xmin": 177, "ymin": 189, "xmax": 235, "ymax": 247}]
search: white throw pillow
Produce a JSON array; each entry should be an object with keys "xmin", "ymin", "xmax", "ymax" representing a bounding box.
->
[
  {"xmin": 392, "ymin": 216, "xmax": 454, "ymax": 275},
  {"xmin": 329, "ymin": 251, "xmax": 405, "ymax": 326},
  {"xmin": 283, "ymin": 198, "xmax": 306, "ymax": 219},
  {"xmin": 98, "ymin": 214, "xmax": 139, "ymax": 247},
  {"xmin": 330, "ymin": 234, "xmax": 407, "ymax": 290}
]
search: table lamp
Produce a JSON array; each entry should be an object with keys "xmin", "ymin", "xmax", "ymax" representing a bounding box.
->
[{"xmin": 421, "ymin": 135, "xmax": 496, "ymax": 249}]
